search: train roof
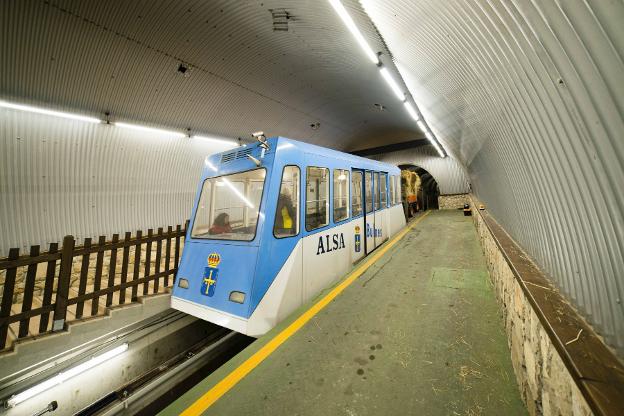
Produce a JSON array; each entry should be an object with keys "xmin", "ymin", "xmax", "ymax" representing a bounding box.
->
[{"xmin": 208, "ymin": 136, "xmax": 400, "ymax": 173}]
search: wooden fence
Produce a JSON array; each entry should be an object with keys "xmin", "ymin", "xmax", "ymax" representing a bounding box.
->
[{"xmin": 0, "ymin": 223, "xmax": 187, "ymax": 351}]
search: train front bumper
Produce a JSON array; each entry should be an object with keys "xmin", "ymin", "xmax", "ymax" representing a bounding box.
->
[{"xmin": 171, "ymin": 296, "xmax": 269, "ymax": 337}]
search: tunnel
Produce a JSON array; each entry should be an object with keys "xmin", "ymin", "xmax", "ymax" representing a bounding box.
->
[
  {"xmin": 0, "ymin": 1, "xmax": 622, "ymax": 415},
  {"xmin": 398, "ymin": 164, "xmax": 440, "ymax": 212}
]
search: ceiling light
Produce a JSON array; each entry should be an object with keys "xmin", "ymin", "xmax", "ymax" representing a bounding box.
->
[
  {"xmin": 328, "ymin": 0, "xmax": 379, "ymax": 64},
  {"xmin": 7, "ymin": 343, "xmax": 128, "ymax": 407},
  {"xmin": 379, "ymin": 68, "xmax": 405, "ymax": 101},
  {"xmin": 0, "ymin": 100, "xmax": 101, "ymax": 123},
  {"xmin": 115, "ymin": 122, "xmax": 186, "ymax": 137},
  {"xmin": 432, "ymin": 142, "xmax": 445, "ymax": 158},
  {"xmin": 416, "ymin": 120, "xmax": 426, "ymax": 132},
  {"xmin": 193, "ymin": 136, "xmax": 238, "ymax": 147},
  {"xmin": 404, "ymin": 102, "xmax": 419, "ymax": 121},
  {"xmin": 424, "ymin": 131, "xmax": 445, "ymax": 158}
]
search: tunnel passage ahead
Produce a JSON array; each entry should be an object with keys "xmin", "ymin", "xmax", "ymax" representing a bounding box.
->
[{"xmin": 164, "ymin": 210, "xmax": 526, "ymax": 416}]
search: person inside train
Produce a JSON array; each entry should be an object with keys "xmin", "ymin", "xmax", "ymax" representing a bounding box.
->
[
  {"xmin": 275, "ymin": 189, "xmax": 296, "ymax": 236},
  {"xmin": 209, "ymin": 212, "xmax": 232, "ymax": 235}
]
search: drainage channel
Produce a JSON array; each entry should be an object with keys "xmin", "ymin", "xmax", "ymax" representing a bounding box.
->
[{"xmin": 77, "ymin": 330, "xmax": 253, "ymax": 416}]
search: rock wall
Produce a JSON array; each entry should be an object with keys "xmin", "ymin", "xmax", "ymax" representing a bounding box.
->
[
  {"xmin": 438, "ymin": 193, "xmax": 468, "ymax": 209},
  {"xmin": 471, "ymin": 203, "xmax": 592, "ymax": 416}
]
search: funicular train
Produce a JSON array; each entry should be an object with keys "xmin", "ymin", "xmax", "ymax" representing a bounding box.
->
[{"xmin": 171, "ymin": 136, "xmax": 406, "ymax": 336}]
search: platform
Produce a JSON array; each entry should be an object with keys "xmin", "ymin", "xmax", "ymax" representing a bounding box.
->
[{"xmin": 163, "ymin": 210, "xmax": 526, "ymax": 415}]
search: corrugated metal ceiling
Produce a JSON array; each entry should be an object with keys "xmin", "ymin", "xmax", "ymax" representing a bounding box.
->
[{"xmin": 0, "ymin": 0, "xmax": 421, "ymax": 150}]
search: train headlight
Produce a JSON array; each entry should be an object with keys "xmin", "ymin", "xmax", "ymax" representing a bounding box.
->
[
  {"xmin": 229, "ymin": 291, "xmax": 246, "ymax": 304},
  {"xmin": 178, "ymin": 278, "xmax": 189, "ymax": 289}
]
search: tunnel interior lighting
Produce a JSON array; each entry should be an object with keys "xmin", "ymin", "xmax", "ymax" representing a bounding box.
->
[
  {"xmin": 425, "ymin": 131, "xmax": 445, "ymax": 157},
  {"xmin": 432, "ymin": 142, "xmax": 445, "ymax": 158},
  {"xmin": 7, "ymin": 343, "xmax": 128, "ymax": 407},
  {"xmin": 193, "ymin": 135, "xmax": 238, "ymax": 147},
  {"xmin": 328, "ymin": 0, "xmax": 379, "ymax": 64},
  {"xmin": 379, "ymin": 68, "xmax": 405, "ymax": 101},
  {"xmin": 0, "ymin": 100, "xmax": 101, "ymax": 123},
  {"xmin": 115, "ymin": 122, "xmax": 186, "ymax": 137},
  {"xmin": 404, "ymin": 102, "xmax": 420, "ymax": 121},
  {"xmin": 326, "ymin": 0, "xmax": 446, "ymax": 157}
]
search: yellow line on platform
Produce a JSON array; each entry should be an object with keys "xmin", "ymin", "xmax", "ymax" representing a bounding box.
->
[{"xmin": 181, "ymin": 211, "xmax": 431, "ymax": 416}]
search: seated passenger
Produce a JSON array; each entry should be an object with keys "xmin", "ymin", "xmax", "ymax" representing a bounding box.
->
[
  {"xmin": 209, "ymin": 213, "xmax": 232, "ymax": 235},
  {"xmin": 275, "ymin": 190, "xmax": 296, "ymax": 235}
]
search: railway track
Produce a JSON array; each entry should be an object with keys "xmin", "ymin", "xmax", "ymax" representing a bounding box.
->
[{"xmin": 75, "ymin": 328, "xmax": 252, "ymax": 416}]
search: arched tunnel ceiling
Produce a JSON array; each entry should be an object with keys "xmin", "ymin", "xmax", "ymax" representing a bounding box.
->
[
  {"xmin": 362, "ymin": 0, "xmax": 624, "ymax": 354},
  {"xmin": 0, "ymin": 0, "xmax": 423, "ymax": 151}
]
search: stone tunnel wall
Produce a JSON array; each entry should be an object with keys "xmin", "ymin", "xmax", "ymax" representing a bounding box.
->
[
  {"xmin": 470, "ymin": 199, "xmax": 591, "ymax": 416},
  {"xmin": 438, "ymin": 193, "xmax": 469, "ymax": 209}
]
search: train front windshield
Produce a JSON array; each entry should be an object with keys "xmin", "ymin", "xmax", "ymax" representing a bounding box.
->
[{"xmin": 191, "ymin": 168, "xmax": 266, "ymax": 241}]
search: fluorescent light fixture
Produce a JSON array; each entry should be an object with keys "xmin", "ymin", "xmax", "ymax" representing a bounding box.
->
[
  {"xmin": 379, "ymin": 68, "xmax": 405, "ymax": 101},
  {"xmin": 115, "ymin": 122, "xmax": 186, "ymax": 137},
  {"xmin": 416, "ymin": 120, "xmax": 426, "ymax": 132},
  {"xmin": 404, "ymin": 102, "xmax": 420, "ymax": 121},
  {"xmin": 328, "ymin": 0, "xmax": 379, "ymax": 64},
  {"xmin": 7, "ymin": 343, "xmax": 128, "ymax": 407},
  {"xmin": 0, "ymin": 100, "xmax": 101, "ymax": 123},
  {"xmin": 193, "ymin": 136, "xmax": 238, "ymax": 147},
  {"xmin": 432, "ymin": 142, "xmax": 445, "ymax": 158},
  {"xmin": 424, "ymin": 131, "xmax": 445, "ymax": 158}
]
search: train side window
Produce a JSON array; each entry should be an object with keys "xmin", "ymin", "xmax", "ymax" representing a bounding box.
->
[
  {"xmin": 395, "ymin": 176, "xmax": 401, "ymax": 205},
  {"xmin": 333, "ymin": 169, "xmax": 349, "ymax": 222},
  {"xmin": 365, "ymin": 171, "xmax": 373, "ymax": 213},
  {"xmin": 352, "ymin": 171, "xmax": 363, "ymax": 217},
  {"xmin": 374, "ymin": 172, "xmax": 380, "ymax": 210},
  {"xmin": 389, "ymin": 175, "xmax": 395, "ymax": 206},
  {"xmin": 395, "ymin": 176, "xmax": 399, "ymax": 204},
  {"xmin": 392, "ymin": 176, "xmax": 398, "ymax": 205},
  {"xmin": 380, "ymin": 173, "xmax": 388, "ymax": 208},
  {"xmin": 274, "ymin": 166, "xmax": 300, "ymax": 238},
  {"xmin": 306, "ymin": 167, "xmax": 329, "ymax": 231}
]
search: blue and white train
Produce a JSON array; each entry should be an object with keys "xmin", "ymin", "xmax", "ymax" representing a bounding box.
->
[{"xmin": 171, "ymin": 137, "xmax": 406, "ymax": 336}]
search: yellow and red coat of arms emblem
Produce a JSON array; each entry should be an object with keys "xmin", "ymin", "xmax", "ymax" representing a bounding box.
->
[{"xmin": 201, "ymin": 253, "xmax": 221, "ymax": 296}]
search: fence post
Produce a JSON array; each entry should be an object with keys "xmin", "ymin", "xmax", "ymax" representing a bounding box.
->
[
  {"xmin": 0, "ymin": 248, "xmax": 20, "ymax": 350},
  {"xmin": 52, "ymin": 235, "xmax": 75, "ymax": 332}
]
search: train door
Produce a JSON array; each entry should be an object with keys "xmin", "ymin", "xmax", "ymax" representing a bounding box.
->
[
  {"xmin": 373, "ymin": 172, "xmax": 381, "ymax": 249},
  {"xmin": 364, "ymin": 170, "xmax": 375, "ymax": 255},
  {"xmin": 351, "ymin": 169, "xmax": 365, "ymax": 263},
  {"xmin": 376, "ymin": 172, "xmax": 389, "ymax": 247}
]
